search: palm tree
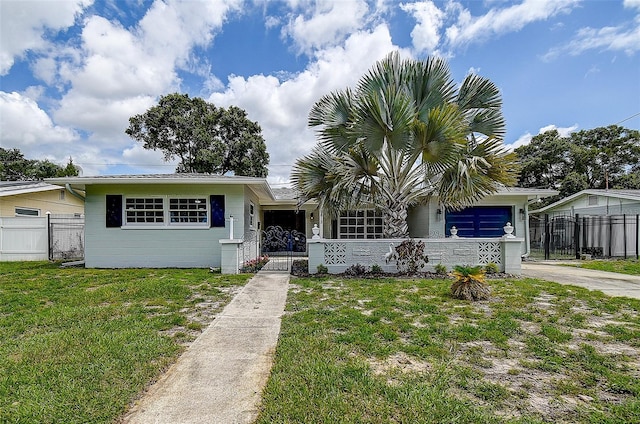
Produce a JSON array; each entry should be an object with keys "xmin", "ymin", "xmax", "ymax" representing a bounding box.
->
[{"xmin": 292, "ymin": 52, "xmax": 518, "ymax": 237}]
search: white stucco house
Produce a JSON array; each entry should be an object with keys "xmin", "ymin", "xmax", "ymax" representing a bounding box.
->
[{"xmin": 48, "ymin": 174, "xmax": 556, "ymax": 270}]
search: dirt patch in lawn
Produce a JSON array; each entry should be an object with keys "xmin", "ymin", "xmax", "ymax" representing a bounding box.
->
[{"xmin": 371, "ymin": 292, "xmax": 640, "ymax": 421}]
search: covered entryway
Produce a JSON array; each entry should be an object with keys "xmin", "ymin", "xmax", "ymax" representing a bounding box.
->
[
  {"xmin": 445, "ymin": 206, "xmax": 512, "ymax": 237},
  {"xmin": 256, "ymin": 210, "xmax": 307, "ymax": 272}
]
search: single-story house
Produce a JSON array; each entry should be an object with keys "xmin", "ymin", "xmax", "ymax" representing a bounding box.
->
[
  {"xmin": 48, "ymin": 174, "xmax": 556, "ymax": 269},
  {"xmin": 0, "ymin": 181, "xmax": 84, "ymax": 217},
  {"xmin": 532, "ymin": 189, "xmax": 640, "ymax": 218},
  {"xmin": 529, "ymin": 189, "xmax": 640, "ymax": 259}
]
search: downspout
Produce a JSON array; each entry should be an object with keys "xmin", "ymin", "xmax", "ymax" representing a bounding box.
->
[{"xmin": 65, "ymin": 184, "xmax": 85, "ymax": 201}]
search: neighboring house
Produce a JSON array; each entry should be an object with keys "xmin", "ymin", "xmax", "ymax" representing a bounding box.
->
[
  {"xmin": 532, "ymin": 189, "xmax": 640, "ymax": 218},
  {"xmin": 48, "ymin": 174, "xmax": 556, "ymax": 268},
  {"xmin": 0, "ymin": 181, "xmax": 84, "ymax": 217},
  {"xmin": 530, "ymin": 189, "xmax": 640, "ymax": 259}
]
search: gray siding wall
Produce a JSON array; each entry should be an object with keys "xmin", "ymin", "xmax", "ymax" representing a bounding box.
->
[
  {"xmin": 85, "ymin": 184, "xmax": 245, "ymax": 268},
  {"xmin": 543, "ymin": 195, "xmax": 640, "ymax": 218}
]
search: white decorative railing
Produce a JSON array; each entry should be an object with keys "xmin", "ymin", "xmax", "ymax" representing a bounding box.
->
[{"xmin": 308, "ymin": 237, "xmax": 523, "ymax": 275}]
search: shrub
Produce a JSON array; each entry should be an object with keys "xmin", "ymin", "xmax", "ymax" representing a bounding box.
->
[
  {"xmin": 291, "ymin": 259, "xmax": 309, "ymax": 276},
  {"xmin": 370, "ymin": 264, "xmax": 383, "ymax": 274},
  {"xmin": 434, "ymin": 263, "xmax": 447, "ymax": 275},
  {"xmin": 450, "ymin": 265, "xmax": 490, "ymax": 301},
  {"xmin": 386, "ymin": 239, "xmax": 429, "ymax": 274},
  {"xmin": 240, "ymin": 255, "xmax": 269, "ymax": 273},
  {"xmin": 485, "ymin": 262, "xmax": 499, "ymax": 275},
  {"xmin": 316, "ymin": 264, "xmax": 328, "ymax": 274},
  {"xmin": 344, "ymin": 263, "xmax": 367, "ymax": 276}
]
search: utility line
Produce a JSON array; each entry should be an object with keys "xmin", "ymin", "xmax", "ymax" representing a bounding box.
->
[{"xmin": 615, "ymin": 112, "xmax": 640, "ymax": 125}]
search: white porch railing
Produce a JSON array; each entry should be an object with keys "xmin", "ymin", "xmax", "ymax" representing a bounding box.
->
[{"xmin": 307, "ymin": 237, "xmax": 524, "ymax": 275}]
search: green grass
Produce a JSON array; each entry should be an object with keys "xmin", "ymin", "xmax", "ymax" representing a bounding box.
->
[
  {"xmin": 0, "ymin": 261, "xmax": 249, "ymax": 423},
  {"xmin": 257, "ymin": 276, "xmax": 640, "ymax": 423},
  {"xmin": 574, "ymin": 259, "xmax": 640, "ymax": 276}
]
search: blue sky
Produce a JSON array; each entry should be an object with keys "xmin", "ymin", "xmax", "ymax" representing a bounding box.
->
[{"xmin": 1, "ymin": 0, "xmax": 639, "ymax": 185}]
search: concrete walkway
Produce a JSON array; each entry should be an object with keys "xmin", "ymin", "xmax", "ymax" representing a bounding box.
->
[
  {"xmin": 122, "ymin": 271, "xmax": 290, "ymax": 424},
  {"xmin": 521, "ymin": 261, "xmax": 640, "ymax": 299}
]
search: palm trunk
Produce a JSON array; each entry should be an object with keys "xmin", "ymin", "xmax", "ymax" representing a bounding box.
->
[{"xmin": 383, "ymin": 199, "xmax": 409, "ymax": 238}]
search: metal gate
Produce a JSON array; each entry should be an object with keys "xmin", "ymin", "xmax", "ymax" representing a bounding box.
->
[
  {"xmin": 529, "ymin": 214, "xmax": 639, "ymax": 260},
  {"xmin": 48, "ymin": 214, "xmax": 85, "ymax": 260},
  {"xmin": 241, "ymin": 225, "xmax": 306, "ymax": 272}
]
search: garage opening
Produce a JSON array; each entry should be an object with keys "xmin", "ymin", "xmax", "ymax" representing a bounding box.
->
[{"xmin": 445, "ymin": 206, "xmax": 512, "ymax": 238}]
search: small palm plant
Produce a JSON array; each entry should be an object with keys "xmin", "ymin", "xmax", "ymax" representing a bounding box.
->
[{"xmin": 450, "ymin": 265, "xmax": 490, "ymax": 301}]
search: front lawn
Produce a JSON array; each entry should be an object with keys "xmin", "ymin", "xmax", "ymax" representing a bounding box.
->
[
  {"xmin": 257, "ymin": 276, "xmax": 640, "ymax": 423},
  {"xmin": 575, "ymin": 259, "xmax": 640, "ymax": 276},
  {"xmin": 0, "ymin": 261, "xmax": 249, "ymax": 423}
]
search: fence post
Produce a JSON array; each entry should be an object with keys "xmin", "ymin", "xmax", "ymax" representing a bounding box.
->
[
  {"xmin": 636, "ymin": 214, "xmax": 639, "ymax": 260},
  {"xmin": 574, "ymin": 214, "xmax": 580, "ymax": 259},
  {"xmin": 46, "ymin": 212, "xmax": 52, "ymax": 261},
  {"xmin": 623, "ymin": 214, "xmax": 627, "ymax": 259},
  {"xmin": 544, "ymin": 214, "xmax": 550, "ymax": 260},
  {"xmin": 608, "ymin": 216, "xmax": 613, "ymax": 258}
]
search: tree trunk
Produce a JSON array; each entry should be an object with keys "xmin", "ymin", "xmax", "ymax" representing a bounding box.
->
[{"xmin": 383, "ymin": 200, "xmax": 409, "ymax": 238}]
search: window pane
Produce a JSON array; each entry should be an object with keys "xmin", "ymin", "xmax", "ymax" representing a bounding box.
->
[
  {"xmin": 125, "ymin": 198, "xmax": 164, "ymax": 223},
  {"xmin": 168, "ymin": 198, "xmax": 208, "ymax": 224}
]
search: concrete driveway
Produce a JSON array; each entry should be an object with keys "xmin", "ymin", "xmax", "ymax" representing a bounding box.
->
[{"xmin": 521, "ymin": 262, "xmax": 640, "ymax": 300}]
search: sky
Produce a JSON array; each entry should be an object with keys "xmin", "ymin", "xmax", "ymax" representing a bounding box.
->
[{"xmin": 1, "ymin": 0, "xmax": 639, "ymax": 187}]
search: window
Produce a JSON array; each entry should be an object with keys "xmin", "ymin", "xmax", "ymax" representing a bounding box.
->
[
  {"xmin": 59, "ymin": 190, "xmax": 65, "ymax": 200},
  {"xmin": 339, "ymin": 210, "xmax": 383, "ymax": 239},
  {"xmin": 249, "ymin": 202, "xmax": 255, "ymax": 228},
  {"xmin": 122, "ymin": 196, "xmax": 213, "ymax": 226},
  {"xmin": 15, "ymin": 207, "xmax": 40, "ymax": 217},
  {"xmin": 125, "ymin": 198, "xmax": 164, "ymax": 224},
  {"xmin": 588, "ymin": 195, "xmax": 598, "ymax": 206},
  {"xmin": 169, "ymin": 198, "xmax": 207, "ymax": 224}
]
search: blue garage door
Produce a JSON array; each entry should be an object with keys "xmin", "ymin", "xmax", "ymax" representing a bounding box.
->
[{"xmin": 445, "ymin": 206, "xmax": 512, "ymax": 238}]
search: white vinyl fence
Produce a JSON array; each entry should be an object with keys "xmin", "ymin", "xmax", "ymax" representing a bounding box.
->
[{"xmin": 0, "ymin": 217, "xmax": 48, "ymax": 261}]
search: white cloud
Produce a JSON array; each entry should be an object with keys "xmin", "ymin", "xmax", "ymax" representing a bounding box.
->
[
  {"xmin": 543, "ymin": 22, "xmax": 640, "ymax": 61},
  {"xmin": 54, "ymin": 92, "xmax": 157, "ymax": 140},
  {"xmin": 282, "ymin": 0, "xmax": 370, "ymax": 54},
  {"xmin": 0, "ymin": 91, "xmax": 78, "ymax": 147},
  {"xmin": 50, "ymin": 0, "xmax": 244, "ymax": 146},
  {"xmin": 624, "ymin": 0, "xmax": 640, "ymax": 10},
  {"xmin": 400, "ymin": 1, "xmax": 445, "ymax": 54},
  {"xmin": 507, "ymin": 123, "xmax": 579, "ymax": 150},
  {"xmin": 0, "ymin": 0, "xmax": 93, "ymax": 75},
  {"xmin": 539, "ymin": 124, "xmax": 578, "ymax": 137},
  {"xmin": 209, "ymin": 24, "xmax": 401, "ymax": 184},
  {"xmin": 445, "ymin": 0, "xmax": 579, "ymax": 48}
]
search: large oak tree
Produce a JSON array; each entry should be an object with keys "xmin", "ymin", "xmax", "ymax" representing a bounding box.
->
[
  {"xmin": 126, "ymin": 93, "xmax": 269, "ymax": 177},
  {"xmin": 515, "ymin": 125, "xmax": 640, "ymax": 203}
]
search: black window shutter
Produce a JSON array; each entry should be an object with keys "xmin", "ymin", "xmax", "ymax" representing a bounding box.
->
[
  {"xmin": 106, "ymin": 195, "xmax": 122, "ymax": 228},
  {"xmin": 210, "ymin": 195, "xmax": 225, "ymax": 227}
]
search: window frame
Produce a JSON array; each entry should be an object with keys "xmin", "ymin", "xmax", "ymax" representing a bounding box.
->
[
  {"xmin": 122, "ymin": 195, "xmax": 210, "ymax": 229},
  {"xmin": 338, "ymin": 209, "xmax": 384, "ymax": 239},
  {"xmin": 249, "ymin": 201, "xmax": 255, "ymax": 229},
  {"xmin": 168, "ymin": 197, "xmax": 208, "ymax": 225},
  {"xmin": 15, "ymin": 207, "xmax": 40, "ymax": 217},
  {"xmin": 124, "ymin": 197, "xmax": 165, "ymax": 225}
]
